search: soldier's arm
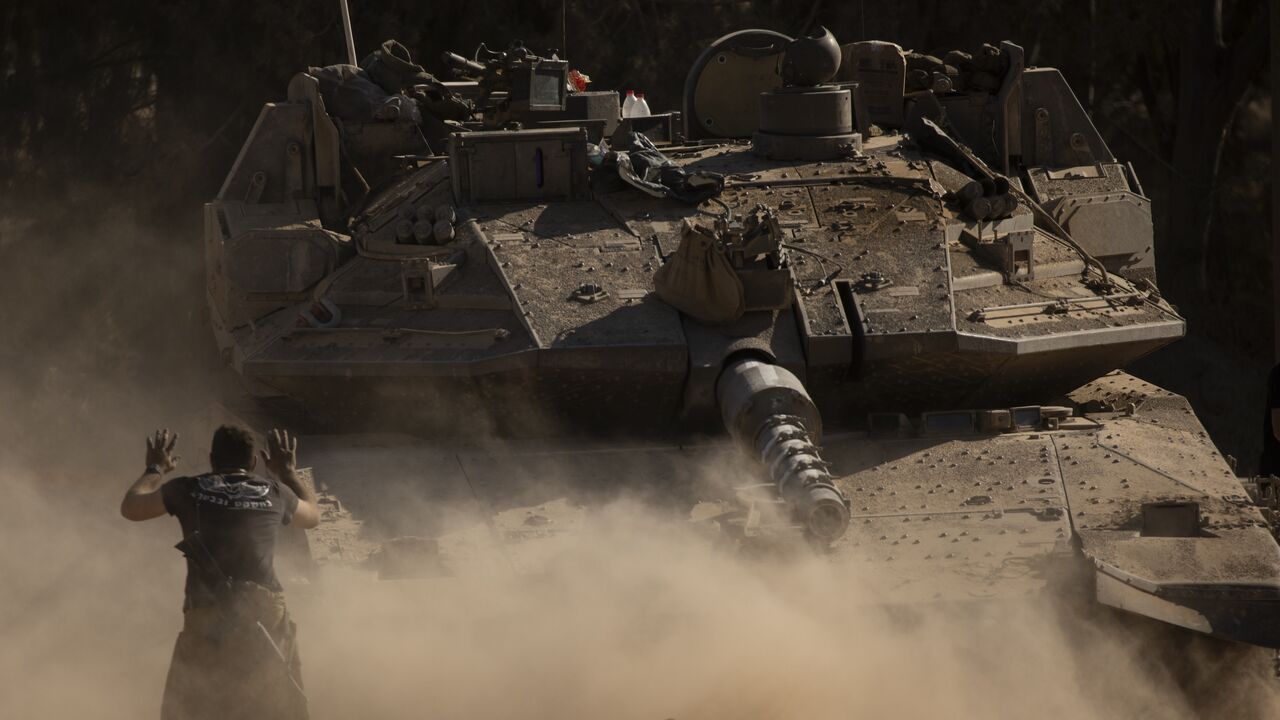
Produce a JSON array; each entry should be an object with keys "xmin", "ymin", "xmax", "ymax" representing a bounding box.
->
[
  {"xmin": 260, "ymin": 429, "xmax": 321, "ymax": 529},
  {"xmin": 121, "ymin": 429, "xmax": 180, "ymax": 521},
  {"xmin": 277, "ymin": 467, "xmax": 321, "ymax": 529}
]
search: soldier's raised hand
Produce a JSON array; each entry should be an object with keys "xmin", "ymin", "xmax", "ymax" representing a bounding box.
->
[
  {"xmin": 145, "ymin": 429, "xmax": 181, "ymax": 474},
  {"xmin": 259, "ymin": 428, "xmax": 298, "ymax": 478}
]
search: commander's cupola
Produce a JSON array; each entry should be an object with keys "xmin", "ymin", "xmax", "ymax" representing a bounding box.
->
[{"xmin": 752, "ymin": 27, "xmax": 860, "ymax": 161}]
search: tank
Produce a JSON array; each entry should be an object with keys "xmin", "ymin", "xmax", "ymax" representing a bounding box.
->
[{"xmin": 204, "ymin": 30, "xmax": 1280, "ymax": 650}]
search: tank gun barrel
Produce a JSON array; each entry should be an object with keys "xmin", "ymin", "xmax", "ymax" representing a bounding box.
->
[{"xmin": 717, "ymin": 358, "xmax": 850, "ymax": 542}]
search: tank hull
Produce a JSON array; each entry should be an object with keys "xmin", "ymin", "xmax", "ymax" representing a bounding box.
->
[{"xmin": 283, "ymin": 371, "xmax": 1280, "ymax": 649}]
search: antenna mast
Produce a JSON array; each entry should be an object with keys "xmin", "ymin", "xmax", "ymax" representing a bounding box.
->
[{"xmin": 339, "ymin": 0, "xmax": 357, "ymax": 65}]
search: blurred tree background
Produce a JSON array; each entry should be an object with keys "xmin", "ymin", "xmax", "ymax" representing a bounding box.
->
[{"xmin": 0, "ymin": 0, "xmax": 1272, "ymax": 467}]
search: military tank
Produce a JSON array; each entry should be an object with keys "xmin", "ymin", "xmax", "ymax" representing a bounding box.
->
[{"xmin": 205, "ymin": 29, "xmax": 1280, "ymax": 650}]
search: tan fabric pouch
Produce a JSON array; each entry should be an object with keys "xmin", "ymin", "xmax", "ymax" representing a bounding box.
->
[{"xmin": 654, "ymin": 222, "xmax": 745, "ymax": 324}]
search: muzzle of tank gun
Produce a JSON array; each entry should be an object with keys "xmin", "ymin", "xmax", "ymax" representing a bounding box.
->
[
  {"xmin": 441, "ymin": 51, "xmax": 487, "ymax": 77},
  {"xmin": 716, "ymin": 358, "xmax": 850, "ymax": 542}
]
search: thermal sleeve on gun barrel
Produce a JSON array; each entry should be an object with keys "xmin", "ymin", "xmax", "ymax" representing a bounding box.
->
[{"xmin": 716, "ymin": 358, "xmax": 850, "ymax": 542}]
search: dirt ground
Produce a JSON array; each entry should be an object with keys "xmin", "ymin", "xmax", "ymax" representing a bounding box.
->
[{"xmin": 4, "ymin": 438, "xmax": 1280, "ymax": 720}]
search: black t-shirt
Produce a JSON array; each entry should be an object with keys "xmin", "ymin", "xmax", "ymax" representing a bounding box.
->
[{"xmin": 161, "ymin": 471, "xmax": 300, "ymax": 604}]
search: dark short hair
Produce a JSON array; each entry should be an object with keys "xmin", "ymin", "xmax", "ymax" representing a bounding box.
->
[{"xmin": 210, "ymin": 425, "xmax": 256, "ymax": 470}]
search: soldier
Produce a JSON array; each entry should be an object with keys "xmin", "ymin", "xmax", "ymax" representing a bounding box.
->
[{"xmin": 120, "ymin": 425, "xmax": 320, "ymax": 720}]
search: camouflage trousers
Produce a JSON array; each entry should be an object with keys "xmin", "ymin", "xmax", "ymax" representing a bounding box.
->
[{"xmin": 161, "ymin": 583, "xmax": 308, "ymax": 720}]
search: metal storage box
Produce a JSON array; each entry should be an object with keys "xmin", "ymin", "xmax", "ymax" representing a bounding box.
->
[{"xmin": 449, "ymin": 128, "xmax": 589, "ymax": 203}]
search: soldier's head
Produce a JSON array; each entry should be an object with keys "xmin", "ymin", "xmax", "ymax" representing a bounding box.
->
[{"xmin": 210, "ymin": 425, "xmax": 257, "ymax": 472}]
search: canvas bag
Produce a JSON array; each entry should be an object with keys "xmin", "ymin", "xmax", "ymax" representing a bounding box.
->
[{"xmin": 654, "ymin": 222, "xmax": 745, "ymax": 324}]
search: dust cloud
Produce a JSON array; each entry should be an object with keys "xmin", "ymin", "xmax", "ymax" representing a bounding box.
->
[
  {"xmin": 5, "ymin": 448, "xmax": 1280, "ymax": 719},
  {"xmin": 293, "ymin": 499, "xmax": 1279, "ymax": 720},
  {"xmin": 1, "ymin": 211, "xmax": 1279, "ymax": 720}
]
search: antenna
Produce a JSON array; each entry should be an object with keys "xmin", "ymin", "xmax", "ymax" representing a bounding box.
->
[{"xmin": 339, "ymin": 0, "xmax": 357, "ymax": 65}]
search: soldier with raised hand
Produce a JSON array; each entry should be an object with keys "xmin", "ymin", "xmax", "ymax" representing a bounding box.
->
[{"xmin": 121, "ymin": 425, "xmax": 320, "ymax": 720}]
